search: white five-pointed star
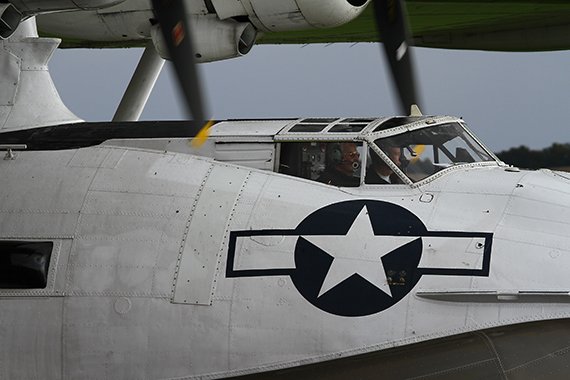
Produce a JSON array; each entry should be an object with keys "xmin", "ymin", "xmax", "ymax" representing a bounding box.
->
[{"xmin": 303, "ymin": 205, "xmax": 417, "ymax": 298}]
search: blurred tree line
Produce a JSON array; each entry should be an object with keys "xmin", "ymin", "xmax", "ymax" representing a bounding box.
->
[{"xmin": 495, "ymin": 143, "xmax": 570, "ymax": 170}]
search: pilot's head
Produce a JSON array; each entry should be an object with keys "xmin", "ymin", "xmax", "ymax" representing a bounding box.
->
[
  {"xmin": 335, "ymin": 142, "xmax": 360, "ymax": 176},
  {"xmin": 371, "ymin": 146, "xmax": 401, "ymax": 176},
  {"xmin": 385, "ymin": 146, "xmax": 402, "ymax": 168}
]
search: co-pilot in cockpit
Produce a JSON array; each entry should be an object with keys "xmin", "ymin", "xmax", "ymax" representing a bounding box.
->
[
  {"xmin": 365, "ymin": 146, "xmax": 403, "ymax": 185},
  {"xmin": 372, "ymin": 122, "xmax": 494, "ymax": 183}
]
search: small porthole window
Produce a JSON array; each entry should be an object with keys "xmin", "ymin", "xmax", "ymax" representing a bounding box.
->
[{"xmin": 0, "ymin": 241, "xmax": 53, "ymax": 289}]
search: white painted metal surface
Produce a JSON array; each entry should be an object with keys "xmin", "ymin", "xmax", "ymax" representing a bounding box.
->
[
  {"xmin": 212, "ymin": 120, "xmax": 291, "ymax": 137},
  {"xmin": 214, "ymin": 142, "xmax": 274, "ymax": 170},
  {"xmin": 0, "ymin": 18, "xmax": 80, "ymax": 131},
  {"xmin": 35, "ymin": 0, "xmax": 368, "ymax": 47},
  {"xmin": 3, "ymin": 122, "xmax": 570, "ymax": 378},
  {"xmin": 173, "ymin": 163, "xmax": 250, "ymax": 305}
]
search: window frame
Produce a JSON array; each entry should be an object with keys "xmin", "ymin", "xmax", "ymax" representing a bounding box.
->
[
  {"xmin": 363, "ymin": 142, "xmax": 412, "ymax": 186},
  {"xmin": 0, "ymin": 238, "xmax": 68, "ymax": 296},
  {"xmin": 365, "ymin": 121, "xmax": 501, "ymax": 186},
  {"xmin": 275, "ymin": 140, "xmax": 366, "ymax": 187}
]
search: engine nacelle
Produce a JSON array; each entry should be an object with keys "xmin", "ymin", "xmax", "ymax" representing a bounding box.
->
[
  {"xmin": 211, "ymin": 0, "xmax": 370, "ymax": 31},
  {"xmin": 9, "ymin": 0, "xmax": 125, "ymax": 14},
  {"xmin": 151, "ymin": 15, "xmax": 257, "ymax": 63},
  {"xmin": 0, "ymin": 3, "xmax": 22, "ymax": 38}
]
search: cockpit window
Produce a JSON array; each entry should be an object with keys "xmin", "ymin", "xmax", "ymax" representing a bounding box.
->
[
  {"xmin": 372, "ymin": 122, "xmax": 495, "ymax": 182},
  {"xmin": 365, "ymin": 146, "xmax": 404, "ymax": 184},
  {"xmin": 279, "ymin": 142, "xmax": 363, "ymax": 187}
]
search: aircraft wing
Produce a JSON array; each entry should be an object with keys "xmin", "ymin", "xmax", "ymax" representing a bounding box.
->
[
  {"xmin": 259, "ymin": 2, "xmax": 570, "ymax": 51},
  {"xmin": 43, "ymin": 1, "xmax": 570, "ymax": 52}
]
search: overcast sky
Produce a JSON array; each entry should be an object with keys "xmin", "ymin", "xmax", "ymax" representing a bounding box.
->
[{"xmin": 49, "ymin": 44, "xmax": 570, "ymax": 152}]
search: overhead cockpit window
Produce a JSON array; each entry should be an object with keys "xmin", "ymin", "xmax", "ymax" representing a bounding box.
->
[
  {"xmin": 329, "ymin": 123, "xmax": 367, "ymax": 133},
  {"xmin": 279, "ymin": 142, "xmax": 363, "ymax": 187},
  {"xmin": 329, "ymin": 118, "xmax": 373, "ymax": 133},
  {"xmin": 289, "ymin": 124, "xmax": 328, "ymax": 133},
  {"xmin": 372, "ymin": 122, "xmax": 495, "ymax": 183},
  {"xmin": 0, "ymin": 241, "xmax": 53, "ymax": 289},
  {"xmin": 288, "ymin": 118, "xmax": 340, "ymax": 133}
]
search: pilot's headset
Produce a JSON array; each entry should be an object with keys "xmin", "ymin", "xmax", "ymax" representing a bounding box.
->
[
  {"xmin": 326, "ymin": 143, "xmax": 343, "ymax": 166},
  {"xmin": 327, "ymin": 143, "xmax": 360, "ymax": 171}
]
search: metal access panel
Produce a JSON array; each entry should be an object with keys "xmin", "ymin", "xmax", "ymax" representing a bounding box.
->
[
  {"xmin": 172, "ymin": 163, "xmax": 250, "ymax": 305},
  {"xmin": 214, "ymin": 142, "xmax": 275, "ymax": 171}
]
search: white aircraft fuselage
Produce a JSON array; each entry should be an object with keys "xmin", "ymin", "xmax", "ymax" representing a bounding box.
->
[
  {"xmin": 2, "ymin": 117, "xmax": 570, "ymax": 379},
  {"xmin": 2, "ymin": 4, "xmax": 570, "ymax": 378}
]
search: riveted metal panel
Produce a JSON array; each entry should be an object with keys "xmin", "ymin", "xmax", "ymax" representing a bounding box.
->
[
  {"xmin": 66, "ymin": 151, "xmax": 212, "ymax": 297},
  {"xmin": 68, "ymin": 193, "xmax": 183, "ymax": 297},
  {"xmin": 173, "ymin": 163, "xmax": 250, "ymax": 305},
  {"xmin": 0, "ymin": 150, "xmax": 96, "ymax": 238},
  {"xmin": 214, "ymin": 142, "xmax": 274, "ymax": 171},
  {"xmin": 67, "ymin": 147, "xmax": 125, "ymax": 168},
  {"xmin": 210, "ymin": 120, "xmax": 290, "ymax": 137},
  {"xmin": 0, "ymin": 48, "xmax": 19, "ymax": 107}
]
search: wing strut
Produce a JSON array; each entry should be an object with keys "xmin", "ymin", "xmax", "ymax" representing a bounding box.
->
[{"xmin": 113, "ymin": 42, "xmax": 165, "ymax": 122}]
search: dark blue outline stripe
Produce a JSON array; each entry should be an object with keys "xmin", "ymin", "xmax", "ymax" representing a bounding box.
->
[
  {"xmin": 226, "ymin": 229, "xmax": 493, "ymax": 279},
  {"xmin": 226, "ymin": 230, "xmax": 299, "ymax": 278}
]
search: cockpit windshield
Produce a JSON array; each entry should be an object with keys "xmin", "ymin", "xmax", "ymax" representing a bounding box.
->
[{"xmin": 372, "ymin": 122, "xmax": 496, "ymax": 183}]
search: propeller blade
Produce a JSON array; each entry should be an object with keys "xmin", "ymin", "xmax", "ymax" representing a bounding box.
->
[
  {"xmin": 151, "ymin": 0, "xmax": 210, "ymax": 130},
  {"xmin": 373, "ymin": 0, "xmax": 421, "ymax": 115}
]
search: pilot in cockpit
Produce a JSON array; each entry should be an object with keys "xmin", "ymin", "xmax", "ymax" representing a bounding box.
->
[
  {"xmin": 317, "ymin": 142, "xmax": 361, "ymax": 187},
  {"xmin": 365, "ymin": 146, "xmax": 403, "ymax": 185}
]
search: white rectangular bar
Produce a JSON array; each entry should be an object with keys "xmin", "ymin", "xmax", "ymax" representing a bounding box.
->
[
  {"xmin": 233, "ymin": 235, "xmax": 298, "ymax": 272},
  {"xmin": 418, "ymin": 236, "xmax": 486, "ymax": 270}
]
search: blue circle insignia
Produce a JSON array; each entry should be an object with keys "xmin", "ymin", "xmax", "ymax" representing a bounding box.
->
[{"xmin": 290, "ymin": 200, "xmax": 425, "ymax": 317}]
